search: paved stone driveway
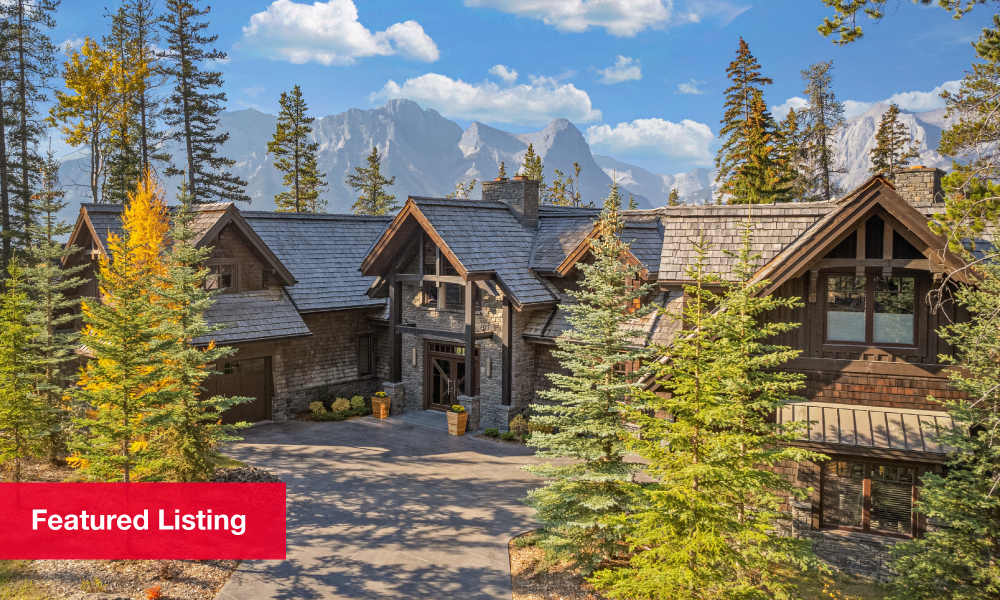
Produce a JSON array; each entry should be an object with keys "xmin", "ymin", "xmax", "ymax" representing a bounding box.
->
[{"xmin": 215, "ymin": 413, "xmax": 543, "ymax": 600}]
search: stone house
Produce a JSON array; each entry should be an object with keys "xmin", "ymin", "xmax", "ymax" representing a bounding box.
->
[
  {"xmin": 359, "ymin": 167, "xmax": 989, "ymax": 578},
  {"xmin": 66, "ymin": 203, "xmax": 392, "ymax": 422}
]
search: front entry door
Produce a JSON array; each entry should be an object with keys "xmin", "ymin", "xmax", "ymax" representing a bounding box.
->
[{"xmin": 426, "ymin": 343, "xmax": 478, "ymax": 410}]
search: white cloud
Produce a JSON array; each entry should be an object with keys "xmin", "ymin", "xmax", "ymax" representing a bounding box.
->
[
  {"xmin": 241, "ymin": 0, "xmax": 439, "ymax": 65},
  {"xmin": 771, "ymin": 96, "xmax": 808, "ymax": 119},
  {"xmin": 371, "ymin": 72, "xmax": 602, "ymax": 126},
  {"xmin": 58, "ymin": 37, "xmax": 85, "ymax": 54},
  {"xmin": 585, "ymin": 118, "xmax": 714, "ymax": 163},
  {"xmin": 242, "ymin": 86, "xmax": 266, "ymax": 98},
  {"xmin": 489, "ymin": 64, "xmax": 518, "ymax": 83},
  {"xmin": 464, "ymin": 0, "xmax": 748, "ymax": 36},
  {"xmin": 776, "ymin": 81, "xmax": 965, "ymax": 121},
  {"xmin": 842, "ymin": 100, "xmax": 876, "ymax": 120},
  {"xmin": 675, "ymin": 79, "xmax": 706, "ymax": 95},
  {"xmin": 595, "ymin": 56, "xmax": 641, "ymax": 84}
]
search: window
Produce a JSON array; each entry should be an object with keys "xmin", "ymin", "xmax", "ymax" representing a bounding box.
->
[
  {"xmin": 206, "ymin": 263, "xmax": 237, "ymax": 292},
  {"xmin": 422, "ymin": 282, "xmax": 478, "ymax": 310},
  {"xmin": 422, "ymin": 281, "xmax": 438, "ymax": 306},
  {"xmin": 826, "ymin": 275, "xmax": 915, "ymax": 345},
  {"xmin": 822, "ymin": 460, "xmax": 915, "ymax": 537},
  {"xmin": 357, "ymin": 335, "xmax": 374, "ymax": 377}
]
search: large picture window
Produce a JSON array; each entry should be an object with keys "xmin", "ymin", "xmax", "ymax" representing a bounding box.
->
[
  {"xmin": 822, "ymin": 460, "xmax": 916, "ymax": 537},
  {"xmin": 826, "ymin": 275, "xmax": 915, "ymax": 345}
]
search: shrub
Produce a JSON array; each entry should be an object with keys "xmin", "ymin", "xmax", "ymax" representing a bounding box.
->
[
  {"xmin": 484, "ymin": 428, "xmax": 500, "ymax": 438},
  {"xmin": 350, "ymin": 396, "xmax": 365, "ymax": 410},
  {"xmin": 528, "ymin": 422, "xmax": 554, "ymax": 434},
  {"xmin": 331, "ymin": 398, "xmax": 350, "ymax": 413},
  {"xmin": 509, "ymin": 414, "xmax": 529, "ymax": 438},
  {"xmin": 309, "ymin": 401, "xmax": 326, "ymax": 414},
  {"xmin": 500, "ymin": 432, "xmax": 517, "ymax": 441}
]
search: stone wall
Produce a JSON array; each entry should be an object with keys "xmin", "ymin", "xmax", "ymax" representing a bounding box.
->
[
  {"xmin": 784, "ymin": 500, "xmax": 898, "ymax": 580},
  {"xmin": 531, "ymin": 344, "xmax": 570, "ymax": 403},
  {"xmin": 893, "ymin": 167, "xmax": 944, "ymax": 205}
]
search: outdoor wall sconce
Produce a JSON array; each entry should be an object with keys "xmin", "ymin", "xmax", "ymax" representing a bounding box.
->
[
  {"xmin": 412, "ymin": 347, "xmax": 417, "ymax": 366},
  {"xmin": 486, "ymin": 357, "xmax": 492, "ymax": 378}
]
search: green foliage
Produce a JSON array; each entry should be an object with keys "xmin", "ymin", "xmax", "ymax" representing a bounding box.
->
[
  {"xmin": 727, "ymin": 89, "xmax": 796, "ymax": 204},
  {"xmin": 500, "ymin": 432, "xmax": 516, "ymax": 441},
  {"xmin": 590, "ymin": 224, "xmax": 824, "ymax": 599},
  {"xmin": 269, "ymin": 85, "xmax": 328, "ymax": 213},
  {"xmin": 869, "ymin": 103, "xmax": 920, "ymax": 179},
  {"xmin": 519, "ymin": 143, "xmax": 544, "ymax": 186},
  {"xmin": 815, "ymin": 1, "xmax": 985, "ymax": 45},
  {"xmin": 549, "ymin": 162, "xmax": 591, "ymax": 207},
  {"xmin": 0, "ymin": 262, "xmax": 42, "ymax": 482},
  {"xmin": 798, "ymin": 61, "xmax": 846, "ymax": 202},
  {"xmin": 484, "ymin": 428, "xmax": 499, "ymax": 438},
  {"xmin": 23, "ymin": 154, "xmax": 86, "ymax": 463},
  {"xmin": 497, "ymin": 161, "xmax": 507, "ymax": 179},
  {"xmin": 309, "ymin": 401, "xmax": 326, "ymax": 414},
  {"xmin": 348, "ymin": 147, "xmax": 398, "ymax": 215},
  {"xmin": 349, "ymin": 396, "xmax": 365, "ymax": 410},
  {"xmin": 331, "ymin": 398, "xmax": 350, "ymax": 413},
  {"xmin": 161, "ymin": 0, "xmax": 249, "ymax": 203},
  {"xmin": 667, "ymin": 188, "xmax": 681, "ymax": 206},
  {"xmin": 509, "ymin": 413, "xmax": 529, "ymax": 438},
  {"xmin": 522, "ymin": 180, "xmax": 653, "ymax": 572},
  {"xmin": 445, "ymin": 179, "xmax": 477, "ymax": 199}
]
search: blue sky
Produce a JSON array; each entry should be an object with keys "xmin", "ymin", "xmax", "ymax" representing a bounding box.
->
[{"xmin": 50, "ymin": 0, "xmax": 996, "ymax": 174}]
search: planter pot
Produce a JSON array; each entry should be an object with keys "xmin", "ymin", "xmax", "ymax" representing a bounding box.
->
[
  {"xmin": 372, "ymin": 396, "xmax": 390, "ymax": 419},
  {"xmin": 447, "ymin": 411, "xmax": 468, "ymax": 436}
]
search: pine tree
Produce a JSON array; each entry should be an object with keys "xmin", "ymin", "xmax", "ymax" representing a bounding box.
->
[
  {"xmin": 155, "ymin": 189, "xmax": 251, "ymax": 482},
  {"xmin": 667, "ymin": 188, "xmax": 681, "ymax": 206},
  {"xmin": 48, "ymin": 38, "xmax": 114, "ymax": 203},
  {"xmin": 815, "ymin": 0, "xmax": 982, "ymax": 45},
  {"xmin": 522, "ymin": 180, "xmax": 653, "ymax": 572},
  {"xmin": 161, "ymin": 0, "xmax": 248, "ymax": 204},
  {"xmin": 269, "ymin": 85, "xmax": 327, "ymax": 213},
  {"xmin": 23, "ymin": 153, "xmax": 85, "ymax": 463},
  {"xmin": 519, "ymin": 143, "xmax": 545, "ymax": 189},
  {"xmin": 799, "ymin": 61, "xmax": 846, "ymax": 201},
  {"xmin": 0, "ymin": 260, "xmax": 40, "ymax": 482},
  {"xmin": 889, "ymin": 261, "xmax": 1000, "ymax": 599},
  {"xmin": 0, "ymin": 0, "xmax": 58, "ymax": 256},
  {"xmin": 869, "ymin": 103, "xmax": 921, "ymax": 179},
  {"xmin": 715, "ymin": 37, "xmax": 773, "ymax": 203},
  {"xmin": 348, "ymin": 147, "xmax": 397, "ymax": 215},
  {"xmin": 549, "ymin": 162, "xmax": 588, "ymax": 206},
  {"xmin": 778, "ymin": 106, "xmax": 808, "ymax": 201},
  {"xmin": 591, "ymin": 225, "xmax": 823, "ymax": 599},
  {"xmin": 497, "ymin": 161, "xmax": 507, "ymax": 179},
  {"xmin": 727, "ymin": 89, "xmax": 795, "ymax": 204},
  {"xmin": 628, "ymin": 193, "xmax": 638, "ymax": 210},
  {"xmin": 69, "ymin": 171, "xmax": 173, "ymax": 482},
  {"xmin": 120, "ymin": 0, "xmax": 166, "ymax": 176},
  {"xmin": 445, "ymin": 179, "xmax": 476, "ymax": 199}
]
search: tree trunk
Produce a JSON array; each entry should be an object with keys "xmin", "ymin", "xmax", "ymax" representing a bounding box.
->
[
  {"xmin": 17, "ymin": 3, "xmax": 29, "ymax": 236},
  {"xmin": 91, "ymin": 128, "xmax": 100, "ymax": 202},
  {"xmin": 0, "ymin": 94, "xmax": 11, "ymax": 267}
]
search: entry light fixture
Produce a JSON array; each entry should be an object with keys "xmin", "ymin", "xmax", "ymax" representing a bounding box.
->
[
  {"xmin": 486, "ymin": 357, "xmax": 492, "ymax": 378},
  {"xmin": 412, "ymin": 347, "xmax": 417, "ymax": 366}
]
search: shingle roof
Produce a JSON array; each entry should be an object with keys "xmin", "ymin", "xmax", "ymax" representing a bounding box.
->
[
  {"xmin": 197, "ymin": 288, "xmax": 311, "ymax": 345},
  {"xmin": 240, "ymin": 211, "xmax": 392, "ymax": 312},
  {"xmin": 412, "ymin": 197, "xmax": 558, "ymax": 305},
  {"xmin": 81, "ymin": 202, "xmax": 231, "ymax": 253},
  {"xmin": 522, "ymin": 290, "xmax": 679, "ymax": 347},
  {"xmin": 655, "ymin": 203, "xmax": 838, "ymax": 281},
  {"xmin": 530, "ymin": 212, "xmax": 595, "ymax": 272}
]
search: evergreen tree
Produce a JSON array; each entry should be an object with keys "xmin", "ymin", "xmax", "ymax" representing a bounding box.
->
[
  {"xmin": 723, "ymin": 89, "xmax": 794, "ymax": 204},
  {"xmin": 161, "ymin": 0, "xmax": 248, "ymax": 204},
  {"xmin": 23, "ymin": 153, "xmax": 85, "ymax": 463},
  {"xmin": 348, "ymin": 147, "xmax": 397, "ymax": 215},
  {"xmin": 591, "ymin": 225, "xmax": 823, "ymax": 599},
  {"xmin": 445, "ymin": 179, "xmax": 476, "ymax": 199},
  {"xmin": 778, "ymin": 106, "xmax": 808, "ymax": 201},
  {"xmin": 522, "ymin": 180, "xmax": 653, "ymax": 572},
  {"xmin": 120, "ymin": 0, "xmax": 165, "ymax": 176},
  {"xmin": 667, "ymin": 188, "xmax": 681, "ymax": 206},
  {"xmin": 497, "ymin": 160, "xmax": 507, "ymax": 179},
  {"xmin": 0, "ymin": 0, "xmax": 58, "ymax": 257},
  {"xmin": 815, "ymin": 0, "xmax": 983, "ymax": 45},
  {"xmin": 0, "ymin": 260, "xmax": 40, "ymax": 482},
  {"xmin": 549, "ymin": 162, "xmax": 589, "ymax": 206},
  {"xmin": 155, "ymin": 189, "xmax": 250, "ymax": 482},
  {"xmin": 69, "ymin": 172, "xmax": 173, "ymax": 482},
  {"xmin": 799, "ymin": 61, "xmax": 846, "ymax": 201},
  {"xmin": 519, "ymin": 143, "xmax": 545, "ymax": 190},
  {"xmin": 715, "ymin": 37, "xmax": 772, "ymax": 202},
  {"xmin": 48, "ymin": 38, "xmax": 114, "ymax": 203},
  {"xmin": 268, "ymin": 85, "xmax": 327, "ymax": 213},
  {"xmin": 628, "ymin": 193, "xmax": 638, "ymax": 210},
  {"xmin": 869, "ymin": 103, "xmax": 921, "ymax": 179}
]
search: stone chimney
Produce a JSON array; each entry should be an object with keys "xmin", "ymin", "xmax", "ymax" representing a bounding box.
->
[
  {"xmin": 893, "ymin": 166, "xmax": 944, "ymax": 205},
  {"xmin": 481, "ymin": 175, "xmax": 539, "ymax": 228}
]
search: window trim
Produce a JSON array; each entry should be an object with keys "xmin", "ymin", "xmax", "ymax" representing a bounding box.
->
[
  {"xmin": 205, "ymin": 261, "xmax": 239, "ymax": 293},
  {"xmin": 819, "ymin": 458, "xmax": 921, "ymax": 539},
  {"xmin": 822, "ymin": 269, "xmax": 919, "ymax": 349},
  {"xmin": 357, "ymin": 334, "xmax": 375, "ymax": 377}
]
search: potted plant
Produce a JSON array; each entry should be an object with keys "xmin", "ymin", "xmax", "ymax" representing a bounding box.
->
[
  {"xmin": 447, "ymin": 404, "xmax": 467, "ymax": 436},
  {"xmin": 372, "ymin": 391, "xmax": 390, "ymax": 419}
]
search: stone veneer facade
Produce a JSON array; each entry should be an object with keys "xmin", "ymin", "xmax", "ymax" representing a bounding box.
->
[{"xmin": 893, "ymin": 167, "xmax": 944, "ymax": 205}]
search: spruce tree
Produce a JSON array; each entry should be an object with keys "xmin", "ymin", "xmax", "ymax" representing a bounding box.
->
[
  {"xmin": 23, "ymin": 153, "xmax": 85, "ymax": 463},
  {"xmin": 497, "ymin": 161, "xmax": 507, "ymax": 179},
  {"xmin": 869, "ymin": 103, "xmax": 921, "ymax": 179},
  {"xmin": 161, "ymin": 0, "xmax": 249, "ymax": 204},
  {"xmin": 121, "ymin": 0, "xmax": 165, "ymax": 176},
  {"xmin": 155, "ymin": 189, "xmax": 250, "ymax": 482},
  {"xmin": 715, "ymin": 37, "xmax": 772, "ymax": 203},
  {"xmin": 591, "ymin": 225, "xmax": 823, "ymax": 599},
  {"xmin": 799, "ymin": 61, "xmax": 846, "ymax": 201},
  {"xmin": 667, "ymin": 188, "xmax": 681, "ymax": 206},
  {"xmin": 0, "ymin": 260, "xmax": 40, "ymax": 482},
  {"xmin": 69, "ymin": 172, "xmax": 173, "ymax": 482},
  {"xmin": 0, "ymin": 0, "xmax": 58, "ymax": 256},
  {"xmin": 727, "ymin": 89, "xmax": 795, "ymax": 204},
  {"xmin": 519, "ymin": 142, "xmax": 545, "ymax": 189},
  {"xmin": 778, "ymin": 106, "xmax": 808, "ymax": 201},
  {"xmin": 268, "ymin": 85, "xmax": 327, "ymax": 213},
  {"xmin": 522, "ymin": 180, "xmax": 653, "ymax": 572},
  {"xmin": 445, "ymin": 179, "xmax": 476, "ymax": 199},
  {"xmin": 348, "ymin": 147, "xmax": 397, "ymax": 215},
  {"xmin": 628, "ymin": 193, "xmax": 638, "ymax": 210}
]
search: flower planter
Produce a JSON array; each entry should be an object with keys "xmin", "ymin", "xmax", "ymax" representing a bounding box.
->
[
  {"xmin": 447, "ymin": 411, "xmax": 468, "ymax": 436},
  {"xmin": 372, "ymin": 396, "xmax": 390, "ymax": 419}
]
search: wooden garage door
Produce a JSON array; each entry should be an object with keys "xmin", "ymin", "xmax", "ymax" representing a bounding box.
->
[{"xmin": 203, "ymin": 357, "xmax": 274, "ymax": 424}]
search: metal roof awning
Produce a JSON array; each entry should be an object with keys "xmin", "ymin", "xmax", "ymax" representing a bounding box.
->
[{"xmin": 777, "ymin": 401, "xmax": 957, "ymax": 457}]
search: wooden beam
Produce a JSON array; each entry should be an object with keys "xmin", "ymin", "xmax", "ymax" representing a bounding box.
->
[
  {"xmin": 395, "ymin": 273, "xmax": 466, "ymax": 284},
  {"xmin": 388, "ymin": 272, "xmax": 403, "ymax": 382},
  {"xmin": 419, "ymin": 230, "xmax": 424, "ymax": 277},
  {"xmin": 813, "ymin": 258, "xmax": 942, "ymax": 272},
  {"xmin": 396, "ymin": 325, "xmax": 494, "ymax": 342},
  {"xmin": 436, "ymin": 247, "xmax": 445, "ymax": 311},
  {"xmin": 502, "ymin": 297, "xmax": 512, "ymax": 406},
  {"xmin": 855, "ymin": 221, "xmax": 866, "ymax": 277},
  {"xmin": 465, "ymin": 280, "xmax": 476, "ymax": 396},
  {"xmin": 883, "ymin": 218, "xmax": 894, "ymax": 276}
]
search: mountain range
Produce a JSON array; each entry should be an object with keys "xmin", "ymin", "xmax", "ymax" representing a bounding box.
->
[{"xmin": 55, "ymin": 99, "xmax": 954, "ymax": 218}]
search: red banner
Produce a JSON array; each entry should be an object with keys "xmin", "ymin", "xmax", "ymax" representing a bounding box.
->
[{"xmin": 0, "ymin": 483, "xmax": 286, "ymax": 559}]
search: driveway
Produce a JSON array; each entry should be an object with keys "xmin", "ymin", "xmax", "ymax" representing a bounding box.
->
[{"xmin": 215, "ymin": 412, "xmax": 544, "ymax": 600}]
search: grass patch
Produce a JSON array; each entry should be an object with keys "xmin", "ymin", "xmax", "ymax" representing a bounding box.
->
[
  {"xmin": 213, "ymin": 455, "xmax": 247, "ymax": 469},
  {"xmin": 0, "ymin": 561, "xmax": 51, "ymax": 600},
  {"xmin": 782, "ymin": 566, "xmax": 891, "ymax": 600}
]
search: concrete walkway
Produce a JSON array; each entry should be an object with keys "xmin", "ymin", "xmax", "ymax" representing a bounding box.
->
[{"xmin": 215, "ymin": 413, "xmax": 543, "ymax": 600}]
